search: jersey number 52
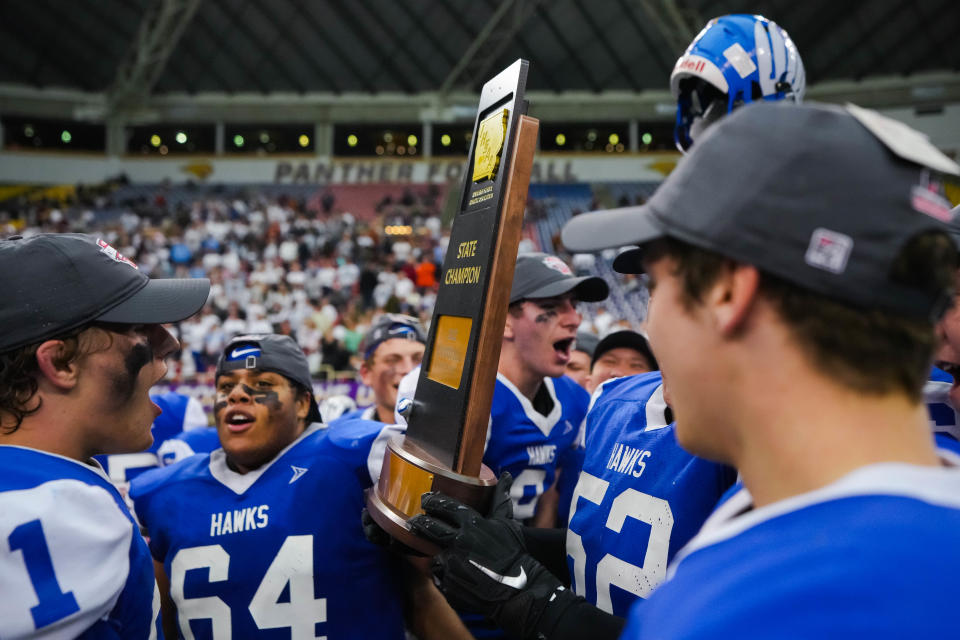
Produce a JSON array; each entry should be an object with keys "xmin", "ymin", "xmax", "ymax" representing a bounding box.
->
[{"xmin": 566, "ymin": 471, "xmax": 674, "ymax": 613}]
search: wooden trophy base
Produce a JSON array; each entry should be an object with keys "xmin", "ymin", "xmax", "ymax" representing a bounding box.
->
[{"xmin": 365, "ymin": 435, "xmax": 498, "ymax": 555}]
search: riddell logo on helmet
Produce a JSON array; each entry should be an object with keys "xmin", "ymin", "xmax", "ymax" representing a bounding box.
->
[
  {"xmin": 97, "ymin": 238, "xmax": 138, "ymax": 269},
  {"xmin": 675, "ymin": 57, "xmax": 706, "ymax": 74},
  {"xmin": 542, "ymin": 255, "xmax": 572, "ymax": 275}
]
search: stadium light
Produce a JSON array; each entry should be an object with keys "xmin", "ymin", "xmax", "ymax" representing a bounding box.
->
[
  {"xmin": 61, "ymin": 130, "xmax": 72, "ymax": 143},
  {"xmin": 347, "ymin": 134, "xmax": 359, "ymax": 147},
  {"xmin": 176, "ymin": 132, "xmax": 187, "ymax": 144},
  {"xmin": 234, "ymin": 135, "xmax": 245, "ymax": 147},
  {"xmin": 299, "ymin": 134, "xmax": 310, "ymax": 147},
  {"xmin": 150, "ymin": 134, "xmax": 162, "ymax": 147},
  {"xmin": 440, "ymin": 134, "xmax": 451, "ymax": 146}
]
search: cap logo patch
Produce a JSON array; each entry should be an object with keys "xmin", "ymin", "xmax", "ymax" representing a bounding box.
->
[
  {"xmin": 387, "ymin": 325, "xmax": 418, "ymax": 339},
  {"xmin": 542, "ymin": 255, "xmax": 572, "ymax": 275},
  {"xmin": 805, "ymin": 228, "xmax": 853, "ymax": 274},
  {"xmin": 911, "ymin": 173, "xmax": 953, "ymax": 222},
  {"xmin": 97, "ymin": 238, "xmax": 138, "ymax": 269},
  {"xmin": 227, "ymin": 345, "xmax": 261, "ymax": 367}
]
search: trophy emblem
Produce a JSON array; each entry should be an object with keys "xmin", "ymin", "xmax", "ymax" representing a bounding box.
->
[{"xmin": 472, "ymin": 108, "xmax": 509, "ymax": 183}]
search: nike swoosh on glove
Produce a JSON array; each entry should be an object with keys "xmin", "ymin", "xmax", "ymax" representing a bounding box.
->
[{"xmin": 409, "ymin": 472, "xmax": 579, "ymax": 640}]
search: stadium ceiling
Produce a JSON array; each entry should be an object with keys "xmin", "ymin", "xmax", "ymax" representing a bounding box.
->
[{"xmin": 0, "ymin": 0, "xmax": 958, "ymax": 125}]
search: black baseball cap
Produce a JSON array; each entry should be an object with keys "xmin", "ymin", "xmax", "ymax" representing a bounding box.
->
[
  {"xmin": 510, "ymin": 252, "xmax": 609, "ymax": 304},
  {"xmin": 591, "ymin": 330, "xmax": 658, "ymax": 371},
  {"xmin": 216, "ymin": 334, "xmax": 322, "ymax": 423},
  {"xmin": 0, "ymin": 233, "xmax": 210, "ymax": 353},
  {"xmin": 562, "ymin": 102, "xmax": 960, "ymax": 319},
  {"xmin": 574, "ymin": 330, "xmax": 599, "ymax": 358},
  {"xmin": 360, "ymin": 313, "xmax": 426, "ymax": 360}
]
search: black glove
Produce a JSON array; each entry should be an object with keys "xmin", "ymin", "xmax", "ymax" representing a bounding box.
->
[
  {"xmin": 361, "ymin": 508, "xmax": 425, "ymax": 556},
  {"xmin": 409, "ymin": 473, "xmax": 579, "ymax": 640}
]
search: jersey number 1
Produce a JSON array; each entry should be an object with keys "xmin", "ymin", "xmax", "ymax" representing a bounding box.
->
[{"xmin": 9, "ymin": 519, "xmax": 81, "ymax": 629}]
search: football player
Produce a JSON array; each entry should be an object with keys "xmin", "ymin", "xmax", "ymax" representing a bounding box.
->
[
  {"xmin": 585, "ymin": 330, "xmax": 657, "ymax": 393},
  {"xmin": 131, "ymin": 333, "xmax": 467, "ymax": 639},
  {"xmin": 0, "ymin": 233, "xmax": 209, "ymax": 638},
  {"xmin": 492, "ymin": 252, "xmax": 608, "ymax": 525},
  {"xmin": 333, "ymin": 313, "xmax": 426, "ymax": 424}
]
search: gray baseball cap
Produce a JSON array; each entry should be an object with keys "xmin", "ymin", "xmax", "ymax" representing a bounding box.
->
[
  {"xmin": 562, "ymin": 102, "xmax": 959, "ymax": 319},
  {"xmin": 0, "ymin": 233, "xmax": 210, "ymax": 353},
  {"xmin": 217, "ymin": 334, "xmax": 322, "ymax": 423},
  {"xmin": 574, "ymin": 330, "xmax": 599, "ymax": 358},
  {"xmin": 510, "ymin": 252, "xmax": 609, "ymax": 303}
]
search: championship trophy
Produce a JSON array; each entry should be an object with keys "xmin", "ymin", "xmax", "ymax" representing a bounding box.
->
[{"xmin": 365, "ymin": 59, "xmax": 539, "ymax": 553}]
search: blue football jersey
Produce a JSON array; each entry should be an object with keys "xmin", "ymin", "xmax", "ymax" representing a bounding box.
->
[
  {"xmin": 96, "ymin": 392, "xmax": 209, "ymax": 484},
  {"xmin": 0, "ymin": 445, "xmax": 161, "ymax": 639},
  {"xmin": 935, "ymin": 431, "xmax": 960, "ymax": 456},
  {"xmin": 130, "ymin": 422, "xmax": 405, "ymax": 640},
  {"xmin": 329, "ymin": 406, "xmax": 376, "ymax": 426},
  {"xmin": 487, "ymin": 374, "xmax": 589, "ymax": 520},
  {"xmin": 621, "ymin": 459, "xmax": 960, "ymax": 638},
  {"xmin": 565, "ymin": 372, "xmax": 736, "ymax": 617},
  {"xmin": 157, "ymin": 427, "xmax": 221, "ymax": 467},
  {"xmin": 926, "ymin": 366, "xmax": 960, "ymax": 442}
]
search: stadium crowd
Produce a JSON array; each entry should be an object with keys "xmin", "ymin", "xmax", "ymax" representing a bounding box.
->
[{"xmin": 0, "ymin": 182, "xmax": 637, "ymax": 387}]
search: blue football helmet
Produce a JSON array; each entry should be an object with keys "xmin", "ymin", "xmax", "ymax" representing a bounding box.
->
[{"xmin": 671, "ymin": 14, "xmax": 806, "ymax": 151}]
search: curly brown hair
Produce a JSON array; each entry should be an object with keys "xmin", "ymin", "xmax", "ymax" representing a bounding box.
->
[{"xmin": 0, "ymin": 331, "xmax": 84, "ymax": 434}]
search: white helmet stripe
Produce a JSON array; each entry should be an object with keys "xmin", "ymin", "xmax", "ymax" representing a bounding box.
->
[
  {"xmin": 770, "ymin": 24, "xmax": 787, "ymax": 85},
  {"xmin": 754, "ymin": 20, "xmax": 776, "ymax": 96},
  {"xmin": 784, "ymin": 37, "xmax": 798, "ymax": 88},
  {"xmin": 792, "ymin": 44, "xmax": 806, "ymax": 99}
]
